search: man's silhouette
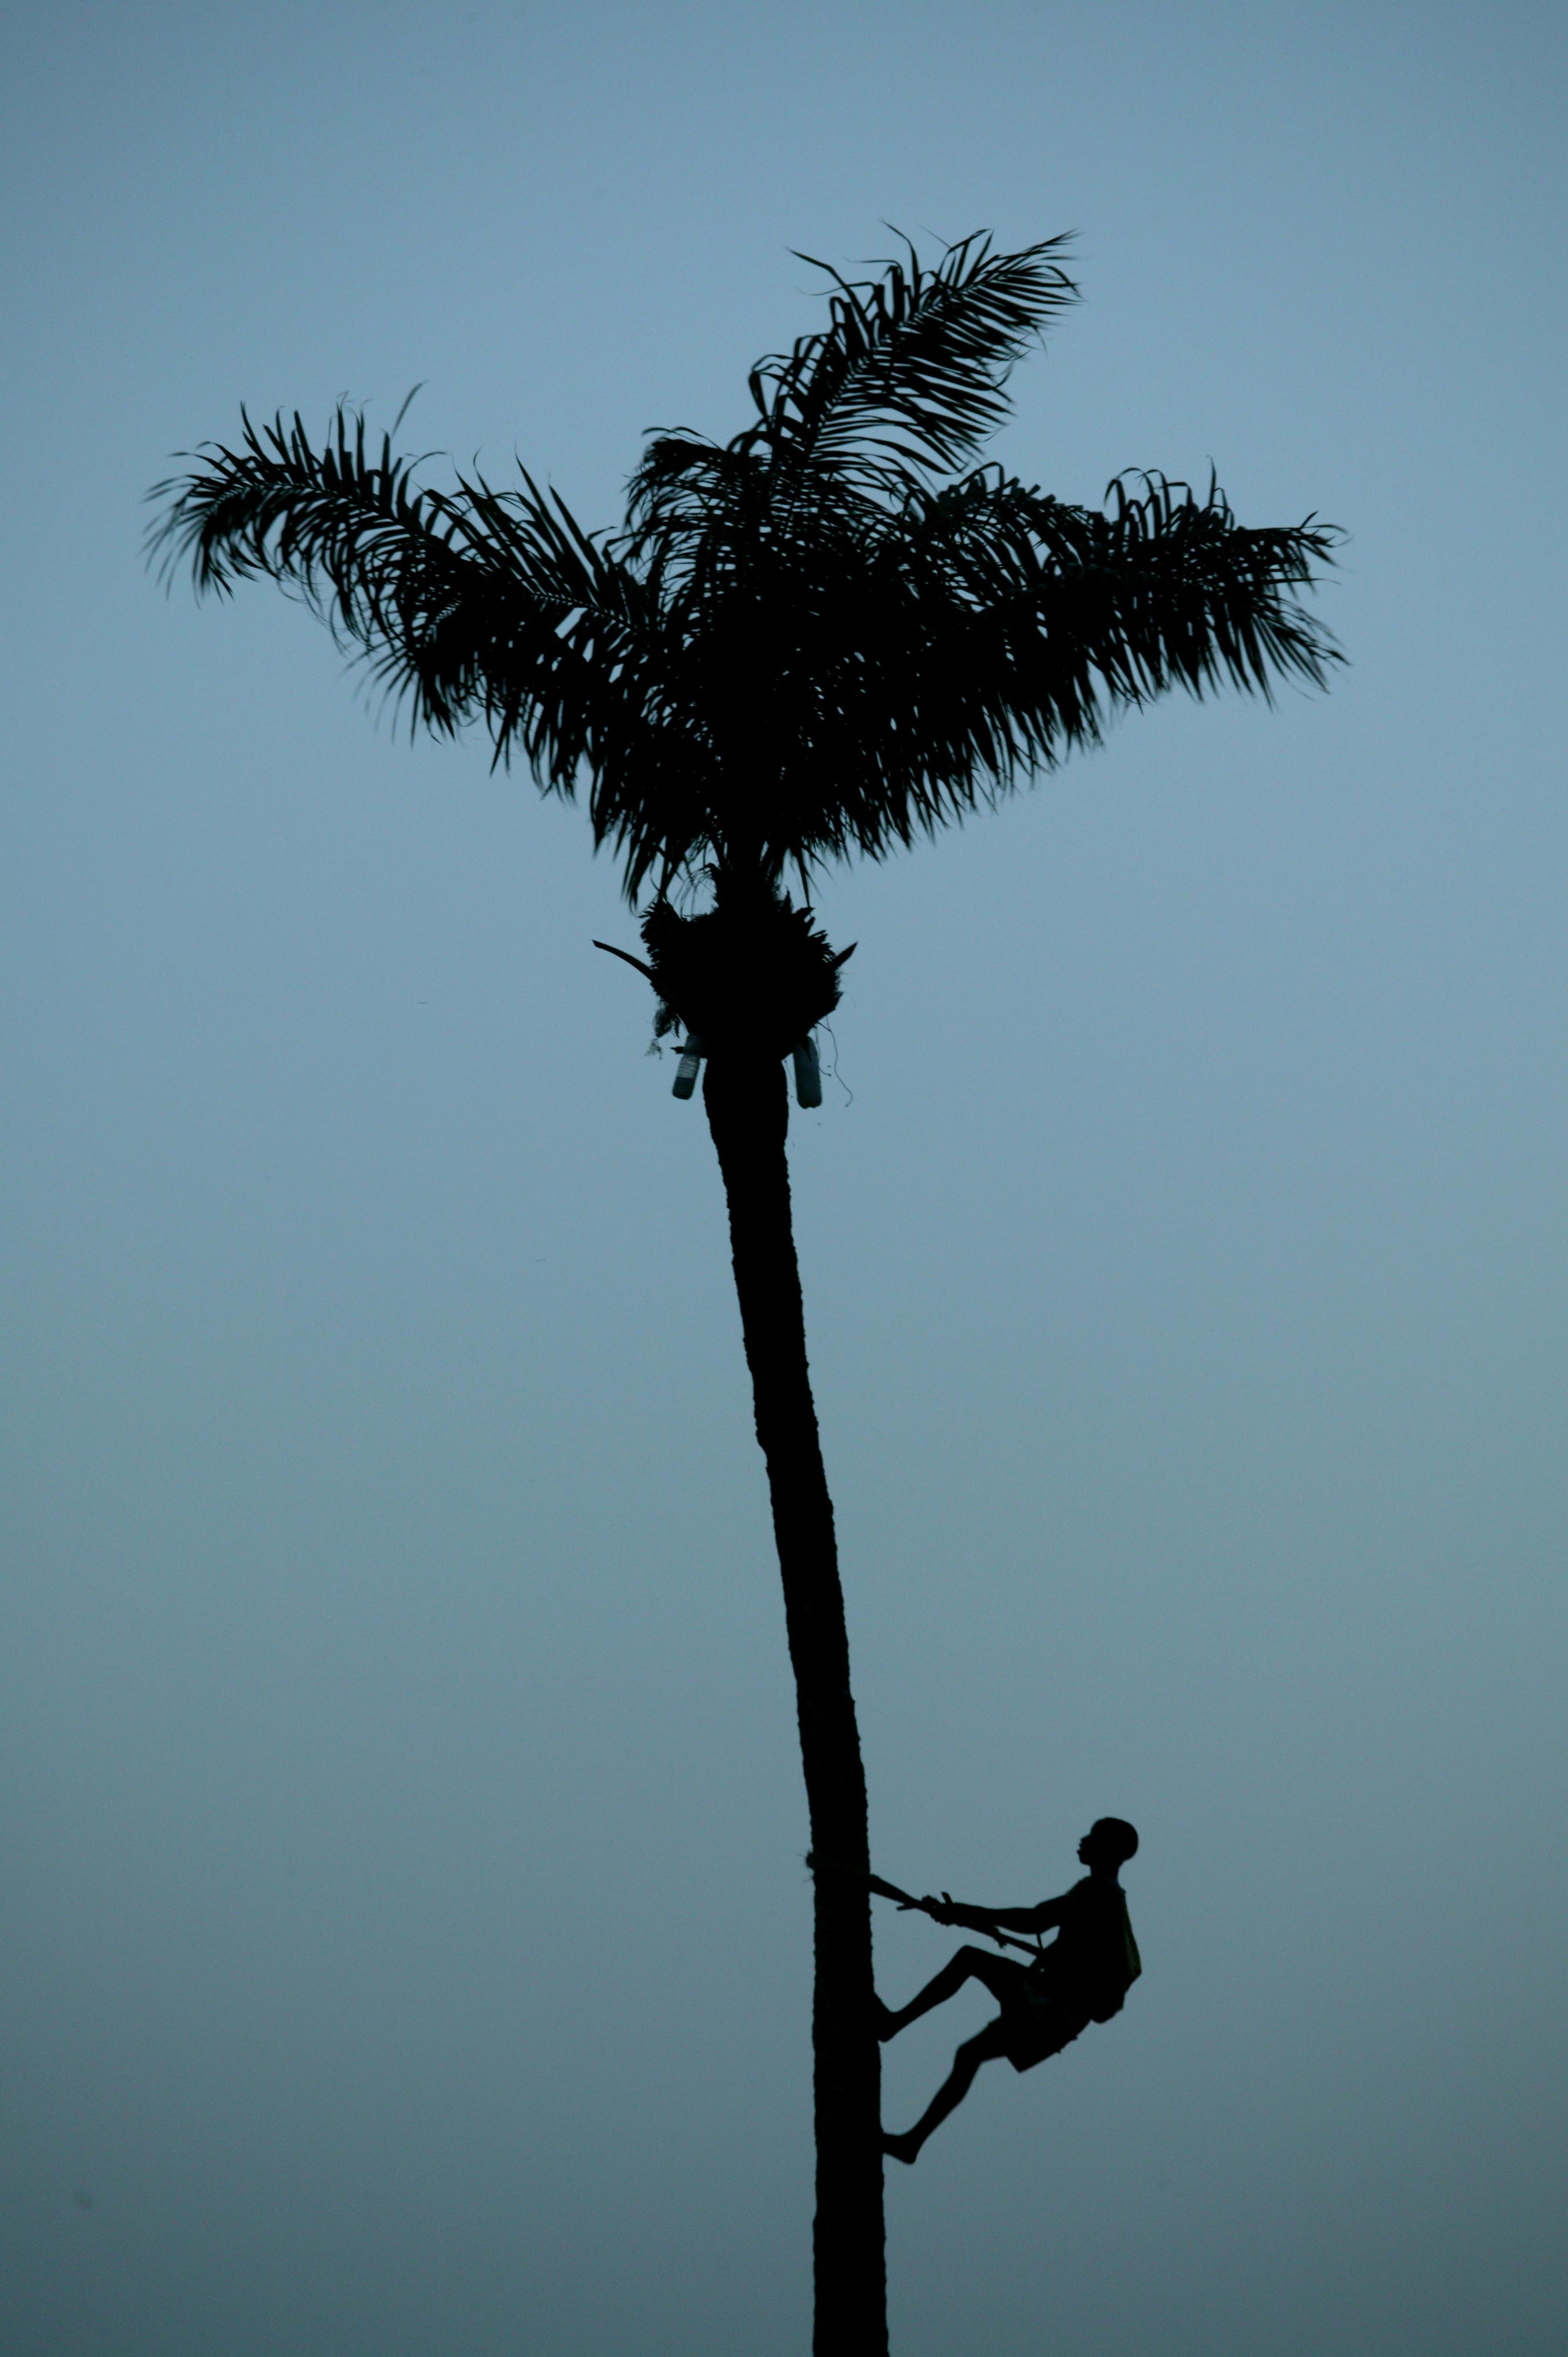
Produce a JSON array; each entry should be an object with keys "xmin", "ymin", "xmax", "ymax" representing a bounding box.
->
[{"xmin": 879, "ymin": 1818, "xmax": 1141, "ymax": 2165}]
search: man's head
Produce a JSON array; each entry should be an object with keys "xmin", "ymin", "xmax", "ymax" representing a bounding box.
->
[{"xmin": 1078, "ymin": 1818, "xmax": 1139, "ymax": 1873}]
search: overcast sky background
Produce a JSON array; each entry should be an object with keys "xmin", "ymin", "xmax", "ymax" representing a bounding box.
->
[{"xmin": 2, "ymin": 4, "xmax": 1565, "ymax": 2354}]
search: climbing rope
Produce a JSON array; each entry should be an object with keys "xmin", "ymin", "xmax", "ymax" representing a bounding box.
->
[{"xmin": 807, "ymin": 1852, "xmax": 1046, "ymax": 1961}]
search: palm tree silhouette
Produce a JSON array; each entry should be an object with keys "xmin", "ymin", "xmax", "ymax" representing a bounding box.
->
[{"xmin": 151, "ymin": 235, "xmax": 1338, "ymax": 2356}]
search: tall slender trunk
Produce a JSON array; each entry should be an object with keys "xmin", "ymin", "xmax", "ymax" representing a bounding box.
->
[{"xmin": 703, "ymin": 1048, "xmax": 887, "ymax": 2357}]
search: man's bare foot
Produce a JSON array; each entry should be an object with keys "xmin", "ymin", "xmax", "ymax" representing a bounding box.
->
[
  {"xmin": 882, "ymin": 2130, "xmax": 920, "ymax": 2166},
  {"xmin": 874, "ymin": 1998, "xmax": 902, "ymax": 2043}
]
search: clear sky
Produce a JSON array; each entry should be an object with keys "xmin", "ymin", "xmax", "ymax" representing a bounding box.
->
[{"xmin": 2, "ymin": 4, "xmax": 1564, "ymax": 2354}]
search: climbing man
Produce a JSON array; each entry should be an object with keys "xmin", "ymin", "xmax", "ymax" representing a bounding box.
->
[{"xmin": 878, "ymin": 1818, "xmax": 1141, "ymax": 2165}]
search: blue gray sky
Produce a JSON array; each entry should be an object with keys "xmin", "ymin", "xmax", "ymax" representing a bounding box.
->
[{"xmin": 2, "ymin": 5, "xmax": 1565, "ymax": 2353}]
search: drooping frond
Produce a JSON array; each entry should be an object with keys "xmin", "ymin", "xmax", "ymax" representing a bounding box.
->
[
  {"xmin": 919, "ymin": 469, "xmax": 1341, "ymax": 753},
  {"xmin": 830, "ymin": 468, "xmax": 1340, "ymax": 848},
  {"xmin": 731, "ymin": 233, "xmax": 1079, "ymax": 478},
  {"xmin": 1043, "ymin": 470, "xmax": 1340, "ymax": 702},
  {"xmin": 148, "ymin": 408, "xmax": 712, "ymax": 886}
]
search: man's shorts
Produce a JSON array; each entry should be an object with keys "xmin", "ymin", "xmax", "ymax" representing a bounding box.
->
[{"xmin": 997, "ymin": 1986, "xmax": 1091, "ymax": 2074}]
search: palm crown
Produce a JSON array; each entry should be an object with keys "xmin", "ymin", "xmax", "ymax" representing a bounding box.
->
[{"xmin": 152, "ymin": 234, "xmax": 1339, "ymax": 901}]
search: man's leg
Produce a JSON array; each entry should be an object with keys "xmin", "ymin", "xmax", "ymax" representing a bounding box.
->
[
  {"xmin": 876, "ymin": 1946, "xmax": 1028, "ymax": 2041},
  {"xmin": 882, "ymin": 2018, "xmax": 1012, "ymax": 2165}
]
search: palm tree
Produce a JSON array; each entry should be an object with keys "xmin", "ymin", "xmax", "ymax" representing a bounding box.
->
[{"xmin": 150, "ymin": 234, "xmax": 1338, "ymax": 2357}]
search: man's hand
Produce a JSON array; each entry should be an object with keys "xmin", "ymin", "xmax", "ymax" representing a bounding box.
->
[{"xmin": 919, "ymin": 1892, "xmax": 964, "ymax": 1928}]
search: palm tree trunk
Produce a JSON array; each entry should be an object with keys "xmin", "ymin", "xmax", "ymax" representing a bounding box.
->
[{"xmin": 703, "ymin": 1048, "xmax": 887, "ymax": 2357}]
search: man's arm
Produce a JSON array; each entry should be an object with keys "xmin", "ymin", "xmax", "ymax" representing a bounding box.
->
[{"xmin": 921, "ymin": 1890, "xmax": 1068, "ymax": 1936}]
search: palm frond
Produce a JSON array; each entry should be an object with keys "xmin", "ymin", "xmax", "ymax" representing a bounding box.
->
[
  {"xmin": 1029, "ymin": 470, "xmax": 1342, "ymax": 703},
  {"xmin": 150, "ymin": 407, "xmax": 682, "ymax": 815},
  {"xmin": 731, "ymin": 233, "xmax": 1078, "ymax": 478},
  {"xmin": 150, "ymin": 406, "xmax": 449, "ymax": 610}
]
